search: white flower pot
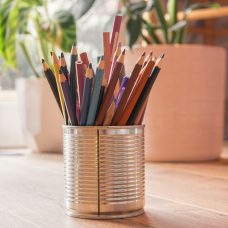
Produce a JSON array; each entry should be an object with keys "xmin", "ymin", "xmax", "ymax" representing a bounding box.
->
[
  {"xmin": 15, "ymin": 77, "xmax": 63, "ymax": 152},
  {"xmin": 125, "ymin": 44, "xmax": 226, "ymax": 161}
]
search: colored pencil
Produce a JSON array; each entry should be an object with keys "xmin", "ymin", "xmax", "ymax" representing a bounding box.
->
[
  {"xmin": 69, "ymin": 44, "xmax": 77, "ymax": 115},
  {"xmin": 96, "ymin": 49, "xmax": 125, "ymax": 125},
  {"xmin": 60, "ymin": 52, "xmax": 69, "ymax": 80},
  {"xmin": 117, "ymin": 58, "xmax": 155, "ymax": 126},
  {"xmin": 75, "ymin": 61, "xmax": 85, "ymax": 109},
  {"xmin": 127, "ymin": 66, "xmax": 161, "ymax": 125},
  {"xmin": 59, "ymin": 69, "xmax": 77, "ymax": 125},
  {"xmin": 80, "ymin": 63, "xmax": 93, "ymax": 125},
  {"xmin": 51, "ymin": 51, "xmax": 66, "ymax": 120},
  {"xmin": 103, "ymin": 100, "xmax": 115, "ymax": 126},
  {"xmin": 103, "ymin": 32, "xmax": 111, "ymax": 81},
  {"xmin": 80, "ymin": 52, "xmax": 89, "ymax": 67},
  {"xmin": 86, "ymin": 58, "xmax": 105, "ymax": 126},
  {"xmin": 42, "ymin": 59, "xmax": 62, "ymax": 114},
  {"xmin": 111, "ymin": 52, "xmax": 145, "ymax": 125},
  {"xmin": 110, "ymin": 15, "xmax": 122, "ymax": 53},
  {"xmin": 134, "ymin": 98, "xmax": 148, "ymax": 125},
  {"xmin": 115, "ymin": 76, "xmax": 129, "ymax": 109},
  {"xmin": 95, "ymin": 75, "xmax": 106, "ymax": 120}
]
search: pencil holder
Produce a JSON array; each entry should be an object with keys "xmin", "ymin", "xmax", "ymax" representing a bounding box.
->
[{"xmin": 63, "ymin": 125, "xmax": 145, "ymax": 219}]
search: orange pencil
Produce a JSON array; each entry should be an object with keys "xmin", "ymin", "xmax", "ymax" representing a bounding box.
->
[{"xmin": 117, "ymin": 58, "xmax": 155, "ymax": 126}]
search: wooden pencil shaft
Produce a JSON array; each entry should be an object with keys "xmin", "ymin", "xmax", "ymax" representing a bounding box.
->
[
  {"xmin": 117, "ymin": 60, "xmax": 154, "ymax": 125},
  {"xmin": 115, "ymin": 77, "xmax": 129, "ymax": 108},
  {"xmin": 80, "ymin": 77, "xmax": 92, "ymax": 125},
  {"xmin": 137, "ymin": 99, "xmax": 148, "ymax": 125},
  {"xmin": 112, "ymin": 62, "xmax": 142, "ymax": 125},
  {"xmin": 61, "ymin": 81, "xmax": 77, "ymax": 125},
  {"xmin": 127, "ymin": 67, "xmax": 160, "ymax": 125},
  {"xmin": 103, "ymin": 101, "xmax": 115, "ymax": 126},
  {"xmin": 96, "ymin": 61, "xmax": 123, "ymax": 125},
  {"xmin": 60, "ymin": 66, "xmax": 69, "ymax": 80}
]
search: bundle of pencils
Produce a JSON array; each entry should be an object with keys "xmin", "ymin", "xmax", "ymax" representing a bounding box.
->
[{"xmin": 42, "ymin": 16, "xmax": 164, "ymax": 126}]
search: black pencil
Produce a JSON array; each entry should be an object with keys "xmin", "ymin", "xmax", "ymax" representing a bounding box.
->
[
  {"xmin": 69, "ymin": 43, "xmax": 77, "ymax": 116},
  {"xmin": 42, "ymin": 59, "xmax": 62, "ymax": 115},
  {"xmin": 127, "ymin": 66, "xmax": 161, "ymax": 125}
]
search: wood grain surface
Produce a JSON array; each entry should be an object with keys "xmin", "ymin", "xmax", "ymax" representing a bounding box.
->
[{"xmin": 0, "ymin": 149, "xmax": 228, "ymax": 228}]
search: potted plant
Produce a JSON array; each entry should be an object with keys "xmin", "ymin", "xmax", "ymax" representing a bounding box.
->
[
  {"xmin": 0, "ymin": 0, "xmax": 94, "ymax": 152},
  {"xmin": 120, "ymin": 0, "xmax": 227, "ymax": 161}
]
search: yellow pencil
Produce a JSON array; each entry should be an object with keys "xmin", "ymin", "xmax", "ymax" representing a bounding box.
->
[{"xmin": 51, "ymin": 51, "xmax": 66, "ymax": 121}]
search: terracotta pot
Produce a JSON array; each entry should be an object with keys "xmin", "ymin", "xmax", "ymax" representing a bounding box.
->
[
  {"xmin": 16, "ymin": 77, "xmax": 63, "ymax": 153},
  {"xmin": 125, "ymin": 44, "xmax": 226, "ymax": 161}
]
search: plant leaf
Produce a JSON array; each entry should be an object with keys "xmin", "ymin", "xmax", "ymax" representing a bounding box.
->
[
  {"xmin": 142, "ymin": 19, "xmax": 161, "ymax": 44},
  {"xmin": 154, "ymin": 0, "xmax": 169, "ymax": 43},
  {"xmin": 126, "ymin": 15, "xmax": 142, "ymax": 48},
  {"xmin": 53, "ymin": 11, "xmax": 76, "ymax": 51},
  {"xmin": 185, "ymin": 2, "xmax": 220, "ymax": 14},
  {"xmin": 169, "ymin": 20, "xmax": 187, "ymax": 32},
  {"xmin": 167, "ymin": 0, "xmax": 177, "ymax": 25}
]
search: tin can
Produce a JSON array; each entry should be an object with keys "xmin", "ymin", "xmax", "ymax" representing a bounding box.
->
[{"xmin": 63, "ymin": 125, "xmax": 145, "ymax": 219}]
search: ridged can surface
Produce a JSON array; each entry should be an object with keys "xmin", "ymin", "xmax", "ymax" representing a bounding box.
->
[{"xmin": 63, "ymin": 125, "xmax": 145, "ymax": 219}]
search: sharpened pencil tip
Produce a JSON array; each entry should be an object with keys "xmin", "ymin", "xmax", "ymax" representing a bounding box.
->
[
  {"xmin": 89, "ymin": 63, "xmax": 92, "ymax": 68},
  {"xmin": 59, "ymin": 69, "xmax": 62, "ymax": 74},
  {"xmin": 50, "ymin": 51, "xmax": 53, "ymax": 56},
  {"xmin": 160, "ymin": 53, "xmax": 165, "ymax": 59},
  {"xmin": 61, "ymin": 52, "xmax": 64, "ymax": 58},
  {"xmin": 73, "ymin": 42, "xmax": 76, "ymax": 46},
  {"xmin": 142, "ymin": 52, "xmax": 146, "ymax": 57},
  {"xmin": 41, "ymin": 59, "xmax": 45, "ymax": 63},
  {"xmin": 122, "ymin": 49, "xmax": 126, "ymax": 55}
]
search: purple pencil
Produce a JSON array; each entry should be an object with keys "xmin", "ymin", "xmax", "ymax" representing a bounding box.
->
[
  {"xmin": 59, "ymin": 70, "xmax": 77, "ymax": 125},
  {"xmin": 115, "ymin": 76, "xmax": 129, "ymax": 109}
]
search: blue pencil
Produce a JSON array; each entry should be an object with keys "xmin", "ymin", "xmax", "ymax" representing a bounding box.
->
[
  {"xmin": 80, "ymin": 63, "xmax": 93, "ymax": 126},
  {"xmin": 86, "ymin": 58, "xmax": 105, "ymax": 126}
]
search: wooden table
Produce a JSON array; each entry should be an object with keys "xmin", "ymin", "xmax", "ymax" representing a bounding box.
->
[{"xmin": 0, "ymin": 149, "xmax": 228, "ymax": 228}]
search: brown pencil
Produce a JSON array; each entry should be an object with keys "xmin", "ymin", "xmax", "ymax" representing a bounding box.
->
[
  {"xmin": 80, "ymin": 52, "xmax": 89, "ymax": 68},
  {"xmin": 103, "ymin": 32, "xmax": 111, "ymax": 81},
  {"xmin": 96, "ymin": 49, "xmax": 125, "ymax": 125},
  {"xmin": 117, "ymin": 58, "xmax": 155, "ymax": 126},
  {"xmin": 111, "ymin": 52, "xmax": 145, "ymax": 125}
]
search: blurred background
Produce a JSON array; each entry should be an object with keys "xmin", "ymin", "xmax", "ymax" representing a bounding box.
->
[{"xmin": 0, "ymin": 0, "xmax": 227, "ymax": 161}]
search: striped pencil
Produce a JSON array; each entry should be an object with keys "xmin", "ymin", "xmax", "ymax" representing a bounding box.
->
[
  {"xmin": 80, "ymin": 63, "xmax": 93, "ymax": 126},
  {"xmin": 86, "ymin": 58, "xmax": 105, "ymax": 126},
  {"xmin": 111, "ymin": 52, "xmax": 145, "ymax": 125},
  {"xmin": 42, "ymin": 59, "xmax": 62, "ymax": 114},
  {"xmin": 59, "ymin": 69, "xmax": 77, "ymax": 125},
  {"xmin": 51, "ymin": 51, "xmax": 66, "ymax": 120},
  {"xmin": 96, "ymin": 49, "xmax": 125, "ymax": 125},
  {"xmin": 127, "ymin": 66, "xmax": 161, "ymax": 125},
  {"xmin": 117, "ymin": 58, "xmax": 155, "ymax": 126}
]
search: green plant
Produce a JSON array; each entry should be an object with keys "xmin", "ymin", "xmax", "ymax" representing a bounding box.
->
[
  {"xmin": 0, "ymin": 0, "xmax": 95, "ymax": 77},
  {"xmin": 120, "ymin": 0, "xmax": 219, "ymax": 47}
]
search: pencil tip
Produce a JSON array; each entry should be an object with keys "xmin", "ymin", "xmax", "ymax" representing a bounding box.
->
[
  {"xmin": 59, "ymin": 69, "xmax": 62, "ymax": 74},
  {"xmin": 89, "ymin": 63, "xmax": 92, "ymax": 68},
  {"xmin": 50, "ymin": 51, "xmax": 53, "ymax": 56},
  {"xmin": 160, "ymin": 53, "xmax": 165, "ymax": 58},
  {"xmin": 142, "ymin": 52, "xmax": 146, "ymax": 57},
  {"xmin": 41, "ymin": 59, "xmax": 45, "ymax": 63},
  {"xmin": 122, "ymin": 49, "xmax": 126, "ymax": 55},
  {"xmin": 61, "ymin": 52, "xmax": 64, "ymax": 58},
  {"xmin": 73, "ymin": 42, "xmax": 76, "ymax": 46}
]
